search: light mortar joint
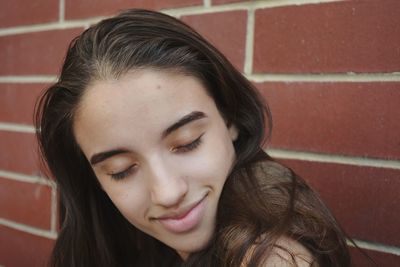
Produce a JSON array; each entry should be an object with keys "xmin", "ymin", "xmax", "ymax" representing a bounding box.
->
[
  {"xmin": 348, "ymin": 238, "xmax": 400, "ymax": 256},
  {"xmin": 244, "ymin": 7, "xmax": 255, "ymax": 75},
  {"xmin": 0, "ymin": 217, "xmax": 58, "ymax": 239},
  {"xmin": 267, "ymin": 148, "xmax": 400, "ymax": 170}
]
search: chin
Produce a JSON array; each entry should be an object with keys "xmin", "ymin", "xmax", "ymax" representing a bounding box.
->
[{"xmin": 167, "ymin": 226, "xmax": 214, "ymax": 256}]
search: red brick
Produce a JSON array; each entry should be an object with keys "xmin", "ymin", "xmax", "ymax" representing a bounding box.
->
[
  {"xmin": 0, "ymin": 0, "xmax": 58, "ymax": 28},
  {"xmin": 0, "ymin": 225, "xmax": 54, "ymax": 267},
  {"xmin": 0, "ymin": 177, "xmax": 52, "ymax": 229},
  {"xmin": 254, "ymin": 0, "xmax": 400, "ymax": 73},
  {"xmin": 65, "ymin": 0, "xmax": 202, "ymax": 20},
  {"xmin": 212, "ymin": 0, "xmax": 244, "ymax": 4},
  {"xmin": 258, "ymin": 82, "xmax": 400, "ymax": 159},
  {"xmin": 182, "ymin": 11, "xmax": 247, "ymax": 71},
  {"xmin": 0, "ymin": 83, "xmax": 47, "ymax": 125},
  {"xmin": 276, "ymin": 159, "xmax": 400, "ymax": 247},
  {"xmin": 0, "ymin": 28, "xmax": 83, "ymax": 75},
  {"xmin": 0, "ymin": 131, "xmax": 39, "ymax": 175},
  {"xmin": 350, "ymin": 247, "xmax": 400, "ymax": 267}
]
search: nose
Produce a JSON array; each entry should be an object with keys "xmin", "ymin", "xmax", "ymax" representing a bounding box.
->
[{"xmin": 147, "ymin": 157, "xmax": 188, "ymax": 208}]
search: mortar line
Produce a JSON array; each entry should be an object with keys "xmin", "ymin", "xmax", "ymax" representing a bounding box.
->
[
  {"xmin": 163, "ymin": 2, "xmax": 253, "ymax": 17},
  {"xmin": 164, "ymin": 0, "xmax": 340, "ymax": 17},
  {"xmin": 0, "ymin": 123, "xmax": 35, "ymax": 133},
  {"xmin": 203, "ymin": 0, "xmax": 211, "ymax": 8},
  {"xmin": 244, "ymin": 7, "xmax": 255, "ymax": 75},
  {"xmin": 0, "ymin": 217, "xmax": 57, "ymax": 239},
  {"xmin": 0, "ymin": 169, "xmax": 53, "ymax": 186},
  {"xmin": 0, "ymin": 0, "xmax": 355, "ymax": 36},
  {"xmin": 59, "ymin": 0, "xmax": 65, "ymax": 22},
  {"xmin": 252, "ymin": 0, "xmax": 342, "ymax": 9},
  {"xmin": 348, "ymin": 238, "xmax": 400, "ymax": 256},
  {"xmin": 0, "ymin": 17, "xmax": 103, "ymax": 36},
  {"xmin": 50, "ymin": 184, "xmax": 58, "ymax": 232},
  {"xmin": 267, "ymin": 148, "xmax": 400, "ymax": 170},
  {"xmin": 248, "ymin": 72, "xmax": 400, "ymax": 82},
  {"xmin": 0, "ymin": 75, "xmax": 57, "ymax": 83},
  {"xmin": 2, "ymin": 73, "xmax": 400, "ymax": 84}
]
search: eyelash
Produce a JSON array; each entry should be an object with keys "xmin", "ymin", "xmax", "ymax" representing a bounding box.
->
[
  {"xmin": 173, "ymin": 134, "xmax": 204, "ymax": 153},
  {"xmin": 109, "ymin": 134, "xmax": 204, "ymax": 181},
  {"xmin": 110, "ymin": 165, "xmax": 136, "ymax": 180}
]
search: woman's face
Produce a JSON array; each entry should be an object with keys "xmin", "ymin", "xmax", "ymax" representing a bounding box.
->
[{"xmin": 73, "ymin": 69, "xmax": 237, "ymax": 258}]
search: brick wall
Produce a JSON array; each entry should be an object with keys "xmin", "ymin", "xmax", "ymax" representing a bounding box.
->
[{"xmin": 0, "ymin": 0, "xmax": 399, "ymax": 266}]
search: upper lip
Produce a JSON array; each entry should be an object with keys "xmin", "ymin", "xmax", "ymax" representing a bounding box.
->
[{"xmin": 155, "ymin": 195, "xmax": 206, "ymax": 220}]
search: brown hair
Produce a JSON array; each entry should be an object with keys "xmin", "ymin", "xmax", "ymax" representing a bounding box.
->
[{"xmin": 35, "ymin": 9, "xmax": 352, "ymax": 266}]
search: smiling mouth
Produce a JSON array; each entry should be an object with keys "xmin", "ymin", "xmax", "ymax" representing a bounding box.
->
[{"xmin": 155, "ymin": 195, "xmax": 208, "ymax": 234}]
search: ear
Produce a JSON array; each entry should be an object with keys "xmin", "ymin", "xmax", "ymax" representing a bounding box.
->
[{"xmin": 228, "ymin": 124, "xmax": 239, "ymax": 141}]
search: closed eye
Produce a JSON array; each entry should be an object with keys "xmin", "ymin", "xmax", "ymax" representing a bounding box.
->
[
  {"xmin": 109, "ymin": 164, "xmax": 136, "ymax": 181},
  {"xmin": 172, "ymin": 133, "xmax": 204, "ymax": 153}
]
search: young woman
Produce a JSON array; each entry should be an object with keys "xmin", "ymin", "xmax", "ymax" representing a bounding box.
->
[{"xmin": 35, "ymin": 9, "xmax": 351, "ymax": 266}]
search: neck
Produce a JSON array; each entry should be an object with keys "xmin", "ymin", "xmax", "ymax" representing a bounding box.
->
[{"xmin": 177, "ymin": 250, "xmax": 189, "ymax": 261}]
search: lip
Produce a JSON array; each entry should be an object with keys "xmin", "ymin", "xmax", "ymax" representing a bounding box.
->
[{"xmin": 156, "ymin": 195, "xmax": 207, "ymax": 234}]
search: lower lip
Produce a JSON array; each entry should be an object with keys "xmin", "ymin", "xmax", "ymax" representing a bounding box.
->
[{"xmin": 158, "ymin": 196, "xmax": 207, "ymax": 234}]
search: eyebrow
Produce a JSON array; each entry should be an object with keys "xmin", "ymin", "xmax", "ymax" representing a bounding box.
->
[
  {"xmin": 89, "ymin": 111, "xmax": 207, "ymax": 166},
  {"xmin": 162, "ymin": 111, "xmax": 206, "ymax": 138},
  {"xmin": 90, "ymin": 149, "xmax": 129, "ymax": 165}
]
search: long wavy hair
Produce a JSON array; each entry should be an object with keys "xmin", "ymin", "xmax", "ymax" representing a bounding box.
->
[{"xmin": 35, "ymin": 9, "xmax": 352, "ymax": 266}]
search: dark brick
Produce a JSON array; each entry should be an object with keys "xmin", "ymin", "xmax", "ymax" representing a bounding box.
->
[
  {"xmin": 350, "ymin": 247, "xmax": 400, "ymax": 267},
  {"xmin": 0, "ymin": 225, "xmax": 54, "ymax": 267},
  {"xmin": 0, "ymin": 83, "xmax": 47, "ymax": 125},
  {"xmin": 182, "ymin": 11, "xmax": 247, "ymax": 71},
  {"xmin": 258, "ymin": 82, "xmax": 400, "ymax": 159},
  {"xmin": 212, "ymin": 0, "xmax": 244, "ymax": 4},
  {"xmin": 254, "ymin": 0, "xmax": 400, "ymax": 73},
  {"xmin": 277, "ymin": 159, "xmax": 400, "ymax": 247},
  {"xmin": 65, "ymin": 0, "xmax": 202, "ymax": 20},
  {"xmin": 0, "ymin": 0, "xmax": 58, "ymax": 27},
  {"xmin": 0, "ymin": 177, "xmax": 52, "ymax": 229},
  {"xmin": 0, "ymin": 28, "xmax": 83, "ymax": 75},
  {"xmin": 0, "ymin": 132, "xmax": 39, "ymax": 175}
]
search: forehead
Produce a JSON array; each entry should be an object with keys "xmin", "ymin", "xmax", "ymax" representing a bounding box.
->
[
  {"xmin": 77, "ymin": 69, "xmax": 214, "ymax": 124},
  {"xmin": 73, "ymin": 69, "xmax": 218, "ymax": 151}
]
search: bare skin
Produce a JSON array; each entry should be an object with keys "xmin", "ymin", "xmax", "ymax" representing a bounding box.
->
[
  {"xmin": 73, "ymin": 68, "xmax": 316, "ymax": 264},
  {"xmin": 74, "ymin": 69, "xmax": 237, "ymax": 257}
]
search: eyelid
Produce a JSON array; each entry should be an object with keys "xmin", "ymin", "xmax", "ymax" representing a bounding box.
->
[
  {"xmin": 108, "ymin": 164, "xmax": 137, "ymax": 181},
  {"xmin": 172, "ymin": 133, "xmax": 204, "ymax": 153}
]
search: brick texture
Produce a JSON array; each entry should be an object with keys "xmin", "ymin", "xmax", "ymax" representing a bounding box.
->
[
  {"xmin": 182, "ymin": 11, "xmax": 247, "ymax": 72},
  {"xmin": 0, "ymin": 225, "xmax": 54, "ymax": 267},
  {"xmin": 65, "ymin": 0, "xmax": 202, "ymax": 20},
  {"xmin": 0, "ymin": 83, "xmax": 47, "ymax": 125},
  {"xmin": 0, "ymin": 177, "xmax": 52, "ymax": 229},
  {"xmin": 258, "ymin": 82, "xmax": 400, "ymax": 159},
  {"xmin": 278, "ymin": 159, "xmax": 400, "ymax": 247},
  {"xmin": 1, "ymin": 0, "xmax": 399, "ymax": 265},
  {"xmin": 0, "ymin": 132, "xmax": 39, "ymax": 175},
  {"xmin": 351, "ymin": 247, "xmax": 400, "ymax": 267},
  {"xmin": 254, "ymin": 0, "xmax": 400, "ymax": 73},
  {"xmin": 212, "ymin": 0, "xmax": 244, "ymax": 4},
  {"xmin": 0, "ymin": 28, "xmax": 83, "ymax": 75},
  {"xmin": 0, "ymin": 0, "xmax": 58, "ymax": 28}
]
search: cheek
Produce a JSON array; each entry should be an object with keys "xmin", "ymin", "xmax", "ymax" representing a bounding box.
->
[
  {"xmin": 206, "ymin": 128, "xmax": 236, "ymax": 166},
  {"xmin": 101, "ymin": 180, "xmax": 149, "ymax": 225},
  {"xmin": 183, "ymin": 132, "xmax": 235, "ymax": 185}
]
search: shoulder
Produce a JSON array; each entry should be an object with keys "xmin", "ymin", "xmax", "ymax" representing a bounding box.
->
[{"xmin": 242, "ymin": 236, "xmax": 318, "ymax": 267}]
